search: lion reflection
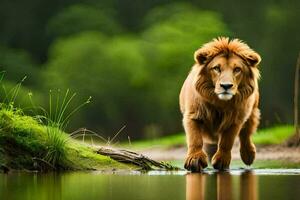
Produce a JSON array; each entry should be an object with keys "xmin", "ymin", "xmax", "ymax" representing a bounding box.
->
[{"xmin": 186, "ymin": 171, "xmax": 257, "ymax": 200}]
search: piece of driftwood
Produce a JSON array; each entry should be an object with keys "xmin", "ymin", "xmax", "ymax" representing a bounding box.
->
[{"xmin": 96, "ymin": 147, "xmax": 179, "ymax": 170}]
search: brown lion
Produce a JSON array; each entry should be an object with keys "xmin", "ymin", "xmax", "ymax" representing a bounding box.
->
[{"xmin": 179, "ymin": 37, "xmax": 261, "ymax": 171}]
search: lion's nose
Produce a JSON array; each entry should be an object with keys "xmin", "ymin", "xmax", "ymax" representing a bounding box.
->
[{"xmin": 220, "ymin": 83, "xmax": 233, "ymax": 90}]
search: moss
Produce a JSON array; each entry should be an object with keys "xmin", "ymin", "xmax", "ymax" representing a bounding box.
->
[
  {"xmin": 0, "ymin": 108, "xmax": 134, "ymax": 171},
  {"xmin": 66, "ymin": 143, "xmax": 133, "ymax": 170}
]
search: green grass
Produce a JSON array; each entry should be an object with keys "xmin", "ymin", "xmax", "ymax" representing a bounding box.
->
[
  {"xmin": 38, "ymin": 89, "xmax": 91, "ymax": 167},
  {"xmin": 252, "ymin": 125, "xmax": 294, "ymax": 145},
  {"xmin": 124, "ymin": 134, "xmax": 185, "ymax": 149},
  {"xmin": 233, "ymin": 159, "xmax": 300, "ymax": 169},
  {"xmin": 125, "ymin": 125, "xmax": 295, "ymax": 149},
  {"xmin": 44, "ymin": 127, "xmax": 69, "ymax": 168},
  {"xmin": 0, "ymin": 73, "xmax": 137, "ymax": 171},
  {"xmin": 0, "ymin": 108, "xmax": 133, "ymax": 171}
]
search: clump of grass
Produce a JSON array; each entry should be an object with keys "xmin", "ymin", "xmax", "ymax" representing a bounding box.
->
[
  {"xmin": 31, "ymin": 89, "xmax": 92, "ymax": 167},
  {"xmin": 0, "ymin": 72, "xmax": 91, "ymax": 168},
  {"xmin": 44, "ymin": 127, "xmax": 68, "ymax": 167},
  {"xmin": 0, "ymin": 71, "xmax": 27, "ymax": 111},
  {"xmin": 0, "ymin": 106, "xmax": 129, "ymax": 171},
  {"xmin": 0, "ymin": 73, "xmax": 132, "ymax": 171}
]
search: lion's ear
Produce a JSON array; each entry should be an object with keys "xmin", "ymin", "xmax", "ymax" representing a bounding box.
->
[
  {"xmin": 243, "ymin": 51, "xmax": 261, "ymax": 67},
  {"xmin": 194, "ymin": 49, "xmax": 212, "ymax": 65}
]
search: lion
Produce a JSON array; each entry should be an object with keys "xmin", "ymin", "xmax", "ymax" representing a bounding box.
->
[{"xmin": 179, "ymin": 37, "xmax": 261, "ymax": 171}]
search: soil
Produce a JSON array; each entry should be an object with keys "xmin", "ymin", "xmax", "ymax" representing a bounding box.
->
[{"xmin": 138, "ymin": 144, "xmax": 300, "ymax": 162}]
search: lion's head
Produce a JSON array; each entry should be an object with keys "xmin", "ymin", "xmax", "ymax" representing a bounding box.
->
[{"xmin": 194, "ymin": 37, "xmax": 261, "ymax": 102}]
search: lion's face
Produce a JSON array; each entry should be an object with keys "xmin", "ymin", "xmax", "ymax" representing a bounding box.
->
[
  {"xmin": 208, "ymin": 54, "xmax": 248, "ymax": 101},
  {"xmin": 193, "ymin": 38, "xmax": 261, "ymax": 103}
]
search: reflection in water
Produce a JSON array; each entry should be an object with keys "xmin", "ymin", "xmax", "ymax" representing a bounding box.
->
[
  {"xmin": 217, "ymin": 172, "xmax": 232, "ymax": 200},
  {"xmin": 186, "ymin": 171, "xmax": 257, "ymax": 200},
  {"xmin": 186, "ymin": 173, "xmax": 206, "ymax": 200},
  {"xmin": 240, "ymin": 171, "xmax": 257, "ymax": 200},
  {"xmin": 2, "ymin": 170, "xmax": 300, "ymax": 200}
]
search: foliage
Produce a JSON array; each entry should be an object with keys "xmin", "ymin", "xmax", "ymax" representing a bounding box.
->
[
  {"xmin": 43, "ymin": 6, "xmax": 230, "ymax": 138},
  {"xmin": 140, "ymin": 4, "xmax": 230, "ymax": 134},
  {"xmin": 0, "ymin": 1, "xmax": 299, "ymax": 140},
  {"xmin": 0, "ymin": 47, "xmax": 38, "ymax": 87},
  {"xmin": 47, "ymin": 4, "xmax": 122, "ymax": 38}
]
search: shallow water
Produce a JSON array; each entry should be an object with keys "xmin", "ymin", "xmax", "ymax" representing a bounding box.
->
[{"xmin": 1, "ymin": 169, "xmax": 300, "ymax": 200}]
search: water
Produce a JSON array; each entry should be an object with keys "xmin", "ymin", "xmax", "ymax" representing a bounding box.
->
[{"xmin": 1, "ymin": 169, "xmax": 300, "ymax": 200}]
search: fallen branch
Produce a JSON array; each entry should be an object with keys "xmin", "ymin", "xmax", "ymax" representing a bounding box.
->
[
  {"xmin": 96, "ymin": 147, "xmax": 180, "ymax": 171},
  {"xmin": 32, "ymin": 157, "xmax": 56, "ymax": 170}
]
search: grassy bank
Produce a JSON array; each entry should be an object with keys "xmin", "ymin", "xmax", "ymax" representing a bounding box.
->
[
  {"xmin": 125, "ymin": 125, "xmax": 294, "ymax": 149},
  {"xmin": 0, "ymin": 108, "xmax": 134, "ymax": 172},
  {"xmin": 0, "ymin": 106, "xmax": 296, "ymax": 172}
]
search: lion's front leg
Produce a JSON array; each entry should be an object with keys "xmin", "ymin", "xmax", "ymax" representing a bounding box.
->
[
  {"xmin": 212, "ymin": 124, "xmax": 242, "ymax": 170},
  {"xmin": 183, "ymin": 117, "xmax": 208, "ymax": 172}
]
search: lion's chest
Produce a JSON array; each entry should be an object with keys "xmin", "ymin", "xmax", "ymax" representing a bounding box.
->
[{"xmin": 200, "ymin": 103, "xmax": 251, "ymax": 133}]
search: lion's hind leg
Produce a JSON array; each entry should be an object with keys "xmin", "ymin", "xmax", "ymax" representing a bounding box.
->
[{"xmin": 239, "ymin": 108, "xmax": 260, "ymax": 166}]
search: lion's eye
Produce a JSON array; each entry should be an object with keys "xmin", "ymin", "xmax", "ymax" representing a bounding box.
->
[
  {"xmin": 212, "ymin": 66, "xmax": 221, "ymax": 73},
  {"xmin": 234, "ymin": 67, "xmax": 242, "ymax": 74}
]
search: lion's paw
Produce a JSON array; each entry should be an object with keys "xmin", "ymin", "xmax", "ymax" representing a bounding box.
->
[
  {"xmin": 184, "ymin": 151, "xmax": 208, "ymax": 172},
  {"xmin": 240, "ymin": 143, "xmax": 256, "ymax": 166},
  {"xmin": 212, "ymin": 150, "xmax": 231, "ymax": 170}
]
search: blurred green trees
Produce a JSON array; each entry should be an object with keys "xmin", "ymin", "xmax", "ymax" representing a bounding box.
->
[
  {"xmin": 42, "ymin": 4, "xmax": 229, "ymax": 137},
  {"xmin": 0, "ymin": 1, "xmax": 299, "ymax": 139},
  {"xmin": 44, "ymin": 32, "xmax": 149, "ymax": 134},
  {"xmin": 47, "ymin": 4, "xmax": 122, "ymax": 38},
  {"xmin": 0, "ymin": 47, "xmax": 38, "ymax": 87}
]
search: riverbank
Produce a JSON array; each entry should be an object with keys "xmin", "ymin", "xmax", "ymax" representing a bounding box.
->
[
  {"xmin": 136, "ymin": 144, "xmax": 300, "ymax": 168},
  {"xmin": 122, "ymin": 125, "xmax": 300, "ymax": 168},
  {"xmin": 0, "ymin": 108, "xmax": 135, "ymax": 172},
  {"xmin": 1, "ymin": 107, "xmax": 298, "ymax": 172}
]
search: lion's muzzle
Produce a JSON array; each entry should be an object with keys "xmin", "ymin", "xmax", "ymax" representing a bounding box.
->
[
  {"xmin": 216, "ymin": 82, "xmax": 235, "ymax": 101},
  {"xmin": 217, "ymin": 92, "xmax": 233, "ymax": 100}
]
